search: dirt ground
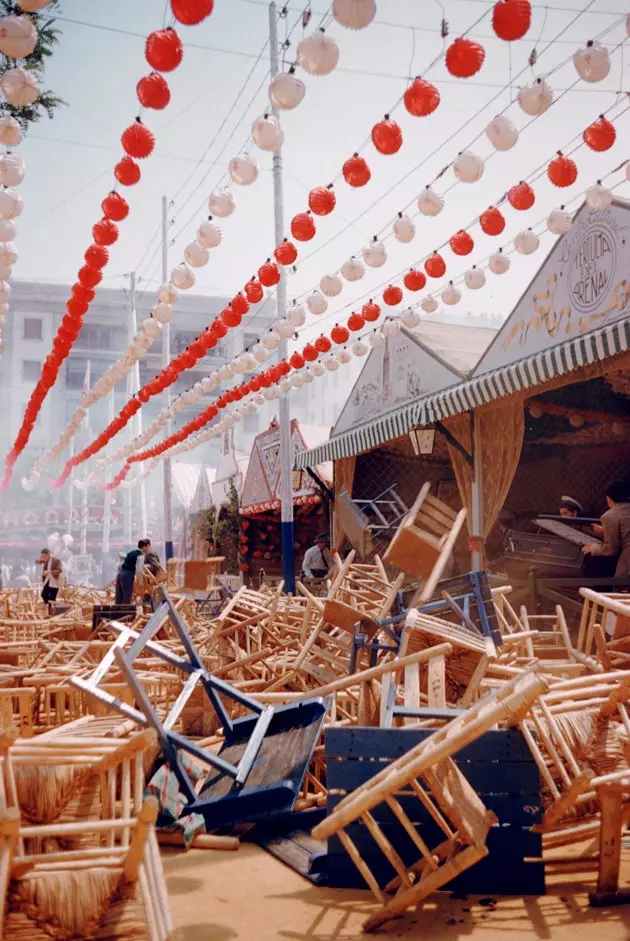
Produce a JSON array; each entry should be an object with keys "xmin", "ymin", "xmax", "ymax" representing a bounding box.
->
[{"xmin": 164, "ymin": 843, "xmax": 630, "ymax": 941}]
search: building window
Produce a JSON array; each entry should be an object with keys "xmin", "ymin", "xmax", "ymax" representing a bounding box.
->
[
  {"xmin": 22, "ymin": 360, "xmax": 41, "ymax": 382},
  {"xmin": 74, "ymin": 323, "xmax": 126, "ymax": 351},
  {"xmin": 23, "ymin": 317, "xmax": 42, "ymax": 340},
  {"xmin": 66, "ymin": 358, "xmax": 106, "ymax": 390}
]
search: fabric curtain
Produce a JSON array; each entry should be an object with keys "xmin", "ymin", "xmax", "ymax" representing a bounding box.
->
[
  {"xmin": 332, "ymin": 455, "xmax": 357, "ymax": 549},
  {"xmin": 444, "ymin": 398, "xmax": 525, "ymax": 544}
]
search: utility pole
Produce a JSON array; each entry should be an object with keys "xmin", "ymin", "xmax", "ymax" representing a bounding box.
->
[
  {"xmin": 269, "ymin": 0, "xmax": 295, "ymax": 593},
  {"xmin": 125, "ymin": 272, "xmax": 147, "ymax": 544},
  {"xmin": 162, "ymin": 195, "xmax": 174, "ymax": 561}
]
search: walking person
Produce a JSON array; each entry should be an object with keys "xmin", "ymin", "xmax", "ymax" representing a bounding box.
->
[
  {"xmin": 36, "ymin": 548, "xmax": 63, "ymax": 615},
  {"xmin": 301, "ymin": 534, "xmax": 334, "ymax": 580},
  {"xmin": 115, "ymin": 539, "xmax": 149, "ymax": 605}
]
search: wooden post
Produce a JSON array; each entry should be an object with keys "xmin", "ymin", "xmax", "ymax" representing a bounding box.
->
[{"xmin": 589, "ymin": 784, "xmax": 630, "ymax": 906}]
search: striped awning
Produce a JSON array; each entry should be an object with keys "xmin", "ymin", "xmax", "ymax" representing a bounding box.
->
[{"xmin": 295, "ymin": 317, "xmax": 630, "ymax": 469}]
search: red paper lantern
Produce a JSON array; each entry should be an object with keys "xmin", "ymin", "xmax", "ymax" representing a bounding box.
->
[
  {"xmin": 290, "ymin": 212, "xmax": 316, "ymax": 242},
  {"xmin": 84, "ymin": 244, "xmax": 109, "ymax": 270},
  {"xmin": 383, "ymin": 285, "xmax": 403, "ymax": 306},
  {"xmin": 362, "ymin": 300, "xmax": 381, "ymax": 322},
  {"xmin": 137, "ymin": 72, "xmax": 171, "ymax": 110},
  {"xmin": 302, "ymin": 343, "xmax": 318, "ymax": 362},
  {"xmin": 424, "ymin": 252, "xmax": 446, "ymax": 278},
  {"xmin": 315, "ymin": 335, "xmax": 332, "ymax": 354},
  {"xmin": 347, "ymin": 311, "xmax": 365, "ymax": 331},
  {"xmin": 245, "ymin": 279, "xmax": 264, "ymax": 303},
  {"xmin": 258, "ymin": 260, "xmax": 280, "ymax": 287},
  {"xmin": 480, "ymin": 206, "xmax": 505, "ymax": 235},
  {"xmin": 274, "ymin": 239, "xmax": 298, "ymax": 265},
  {"xmin": 403, "ymin": 77, "xmax": 440, "ymax": 117},
  {"xmin": 331, "ymin": 324, "xmax": 350, "ymax": 345},
  {"xmin": 221, "ymin": 306, "xmax": 241, "ymax": 328},
  {"xmin": 78, "ymin": 265, "xmax": 103, "ymax": 289},
  {"xmin": 290, "ymin": 351, "xmax": 305, "ymax": 370},
  {"xmin": 66, "ymin": 298, "xmax": 88, "ymax": 318},
  {"xmin": 342, "ymin": 153, "xmax": 371, "ymax": 187},
  {"xmin": 277, "ymin": 360, "xmax": 290, "ymax": 377},
  {"xmin": 114, "ymin": 156, "xmax": 141, "ymax": 186},
  {"xmin": 122, "ymin": 119, "xmax": 155, "ymax": 159},
  {"xmin": 231, "ymin": 293, "xmax": 249, "ymax": 315},
  {"xmin": 189, "ymin": 338, "xmax": 205, "ymax": 358},
  {"xmin": 547, "ymin": 153, "xmax": 577, "ymax": 188},
  {"xmin": 72, "ymin": 283, "xmax": 95, "ymax": 304},
  {"xmin": 403, "ymin": 269, "xmax": 426, "ymax": 291},
  {"xmin": 445, "ymin": 38, "xmax": 485, "ymax": 78},
  {"xmin": 101, "ymin": 191, "xmax": 129, "ymax": 222},
  {"xmin": 211, "ymin": 318, "xmax": 228, "ymax": 339},
  {"xmin": 146, "ymin": 28, "xmax": 183, "ymax": 72},
  {"xmin": 371, "ymin": 116, "xmax": 403, "ymax": 155},
  {"xmin": 308, "ymin": 185, "xmax": 336, "ymax": 216},
  {"xmin": 507, "ymin": 180, "xmax": 535, "ymax": 210},
  {"xmin": 583, "ymin": 115, "xmax": 616, "ymax": 152},
  {"xmin": 449, "ymin": 230, "xmax": 474, "ymax": 256},
  {"xmin": 171, "ymin": 0, "xmax": 214, "ymax": 25},
  {"xmin": 199, "ymin": 329, "xmax": 216, "ymax": 351},
  {"xmin": 93, "ymin": 218, "xmax": 119, "ymax": 246},
  {"xmin": 492, "ymin": 0, "xmax": 532, "ymax": 41}
]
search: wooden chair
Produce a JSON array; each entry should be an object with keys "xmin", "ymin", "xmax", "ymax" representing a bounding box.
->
[
  {"xmin": 312, "ymin": 670, "xmax": 546, "ymax": 932},
  {"xmin": 577, "ymin": 589, "xmax": 630, "ymax": 671},
  {"xmin": 383, "ymin": 482, "xmax": 467, "ymax": 584}
]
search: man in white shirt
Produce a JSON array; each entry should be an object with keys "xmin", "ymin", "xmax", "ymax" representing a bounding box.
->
[{"xmin": 302, "ymin": 534, "xmax": 334, "ymax": 580}]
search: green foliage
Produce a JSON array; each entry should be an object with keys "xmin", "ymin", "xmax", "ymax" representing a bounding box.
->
[
  {"xmin": 1, "ymin": 1, "xmax": 65, "ymax": 130},
  {"xmin": 193, "ymin": 505, "xmax": 217, "ymax": 543},
  {"xmin": 215, "ymin": 479, "xmax": 241, "ymax": 575}
]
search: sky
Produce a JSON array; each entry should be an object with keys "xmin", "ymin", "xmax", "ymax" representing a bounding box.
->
[{"xmin": 13, "ymin": 0, "xmax": 630, "ymax": 371}]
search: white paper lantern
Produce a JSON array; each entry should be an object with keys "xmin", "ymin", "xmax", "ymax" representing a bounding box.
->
[
  {"xmin": 0, "ymin": 219, "xmax": 16, "ymax": 241},
  {"xmin": 453, "ymin": 151, "xmax": 484, "ymax": 184},
  {"xmin": 276, "ymin": 378, "xmax": 290, "ymax": 394},
  {"xmin": 363, "ymin": 238, "xmax": 387, "ymax": 268},
  {"xmin": 302, "ymin": 368, "xmax": 314, "ymax": 382},
  {"xmin": 0, "ymin": 15, "xmax": 38, "ymax": 58},
  {"xmin": 219, "ymin": 363, "xmax": 234, "ymax": 380},
  {"xmin": 289, "ymin": 373, "xmax": 304, "ymax": 388},
  {"xmin": 268, "ymin": 69, "xmax": 306, "ymax": 110},
  {"xmin": 306, "ymin": 290, "xmax": 328, "ymax": 315},
  {"xmin": 19, "ymin": 0, "xmax": 53, "ymax": 10},
  {"xmin": 0, "ymin": 152, "xmax": 24, "ymax": 187},
  {"xmin": 401, "ymin": 307, "xmax": 421, "ymax": 329},
  {"xmin": 382, "ymin": 318, "xmax": 401, "ymax": 337},
  {"xmin": 586, "ymin": 181, "xmax": 613, "ymax": 212},
  {"xmin": 0, "ymin": 242, "xmax": 17, "ymax": 267},
  {"xmin": 262, "ymin": 329, "xmax": 279, "ymax": 350},
  {"xmin": 341, "ymin": 256, "xmax": 365, "ymax": 282},
  {"xmin": 417, "ymin": 185, "xmax": 444, "ymax": 217},
  {"xmin": 252, "ymin": 341, "xmax": 268, "ymax": 362},
  {"xmin": 171, "ymin": 263, "xmax": 195, "ymax": 290},
  {"xmin": 0, "ymin": 265, "xmax": 11, "ymax": 280},
  {"xmin": 0, "ymin": 281, "xmax": 12, "ymax": 305},
  {"xmin": 485, "ymin": 115, "xmax": 518, "ymax": 151},
  {"xmin": 251, "ymin": 113, "xmax": 284, "ymax": 152},
  {"xmin": 141, "ymin": 317, "xmax": 162, "ymax": 340},
  {"xmin": 275, "ymin": 317, "xmax": 294, "ymax": 339},
  {"xmin": 157, "ymin": 283, "xmax": 178, "ymax": 306},
  {"xmin": 0, "ymin": 67, "xmax": 38, "ymax": 106},
  {"xmin": 352, "ymin": 339, "xmax": 368, "ymax": 356},
  {"xmin": 311, "ymin": 361, "xmax": 326, "ymax": 378},
  {"xmin": 574, "ymin": 40, "xmax": 610, "ymax": 83},
  {"xmin": 517, "ymin": 77, "xmax": 553, "ymax": 116},
  {"xmin": 184, "ymin": 241, "xmax": 209, "ymax": 268},
  {"xmin": 323, "ymin": 354, "xmax": 339, "ymax": 371},
  {"xmin": 393, "ymin": 213, "xmax": 415, "ymax": 243},
  {"xmin": 514, "ymin": 228, "xmax": 540, "ymax": 255},
  {"xmin": 464, "ymin": 267, "xmax": 486, "ymax": 290},
  {"xmin": 151, "ymin": 301, "xmax": 173, "ymax": 322},
  {"xmin": 369, "ymin": 330, "xmax": 385, "ymax": 349},
  {"xmin": 320, "ymin": 273, "xmax": 342, "ymax": 297},
  {"xmin": 232, "ymin": 355, "xmax": 247, "ymax": 374},
  {"xmin": 547, "ymin": 207, "xmax": 572, "ymax": 236},
  {"xmin": 297, "ymin": 29, "xmax": 339, "ymax": 76},
  {"xmin": 0, "ymin": 187, "xmax": 23, "ymax": 221},
  {"xmin": 333, "ymin": 0, "xmax": 376, "ymax": 28},
  {"xmin": 197, "ymin": 219, "xmax": 222, "ymax": 249},
  {"xmin": 0, "ymin": 116, "xmax": 22, "ymax": 147},
  {"xmin": 229, "ymin": 153, "xmax": 258, "ymax": 186},
  {"xmin": 209, "ymin": 187, "xmax": 235, "ymax": 217},
  {"xmin": 442, "ymin": 282, "xmax": 462, "ymax": 305},
  {"xmin": 421, "ymin": 295, "xmax": 438, "ymax": 313},
  {"xmin": 489, "ymin": 249, "xmax": 510, "ymax": 274},
  {"xmin": 287, "ymin": 302, "xmax": 306, "ymax": 327}
]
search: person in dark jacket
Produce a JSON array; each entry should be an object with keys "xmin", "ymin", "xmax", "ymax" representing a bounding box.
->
[
  {"xmin": 583, "ymin": 481, "xmax": 630, "ymax": 577},
  {"xmin": 116, "ymin": 540, "xmax": 149, "ymax": 605}
]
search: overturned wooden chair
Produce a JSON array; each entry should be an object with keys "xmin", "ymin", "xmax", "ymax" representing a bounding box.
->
[{"xmin": 313, "ymin": 670, "xmax": 546, "ymax": 932}]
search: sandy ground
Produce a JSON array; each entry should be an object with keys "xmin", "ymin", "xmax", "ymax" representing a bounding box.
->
[{"xmin": 164, "ymin": 843, "xmax": 630, "ymax": 941}]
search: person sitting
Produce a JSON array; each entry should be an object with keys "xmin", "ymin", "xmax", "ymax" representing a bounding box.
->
[
  {"xmin": 302, "ymin": 534, "xmax": 334, "ymax": 580},
  {"xmin": 116, "ymin": 539, "xmax": 149, "ymax": 605},
  {"xmin": 35, "ymin": 548, "xmax": 63, "ymax": 615},
  {"xmin": 559, "ymin": 496, "xmax": 583, "ymax": 518},
  {"xmin": 583, "ymin": 481, "xmax": 630, "ymax": 577}
]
